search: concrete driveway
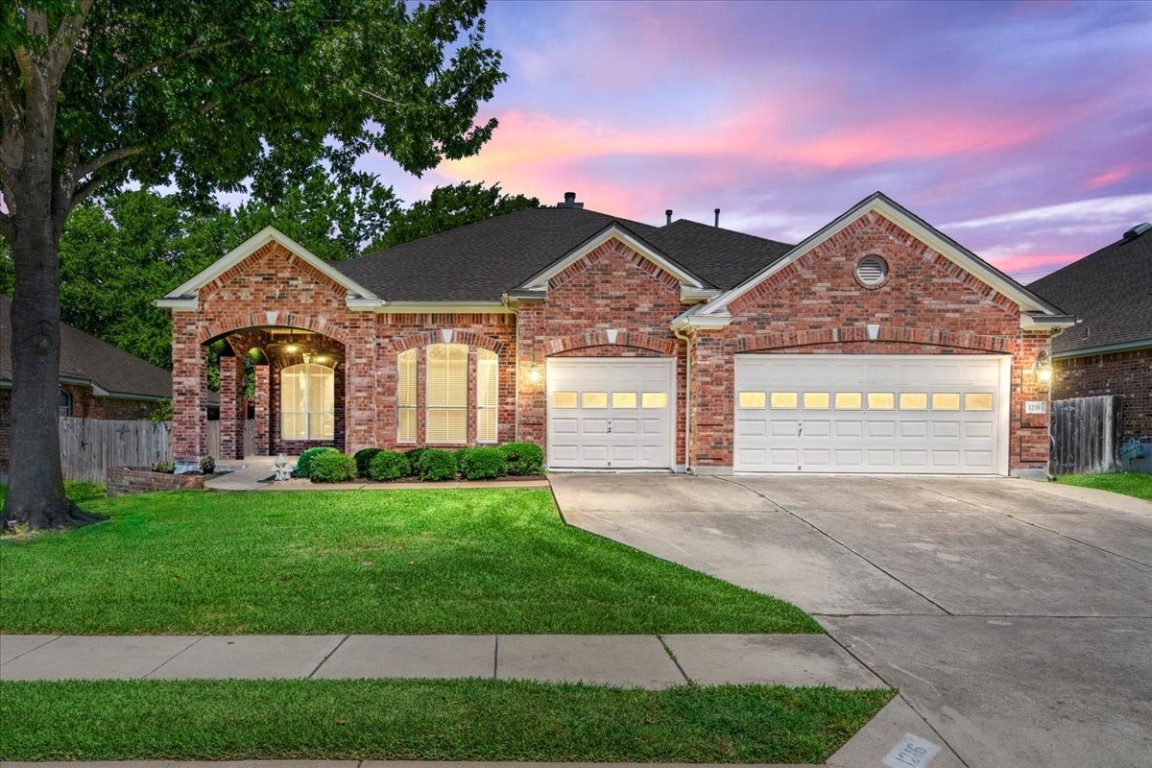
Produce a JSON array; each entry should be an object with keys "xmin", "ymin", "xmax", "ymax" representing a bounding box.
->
[{"xmin": 552, "ymin": 474, "xmax": 1152, "ymax": 768}]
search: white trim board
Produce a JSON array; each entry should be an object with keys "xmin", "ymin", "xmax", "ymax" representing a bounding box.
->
[
  {"xmin": 157, "ymin": 226, "xmax": 380, "ymax": 306},
  {"xmin": 520, "ymin": 224, "xmax": 706, "ymax": 291},
  {"xmin": 682, "ymin": 192, "xmax": 1069, "ymax": 329}
]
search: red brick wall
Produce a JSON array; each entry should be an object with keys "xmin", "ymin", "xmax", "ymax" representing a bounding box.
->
[
  {"xmin": 173, "ymin": 241, "xmax": 378, "ymax": 461},
  {"xmin": 516, "ymin": 238, "xmax": 689, "ymax": 465},
  {"xmin": 690, "ymin": 211, "xmax": 1054, "ymax": 474},
  {"xmin": 1053, "ymin": 348, "xmax": 1152, "ymax": 439}
]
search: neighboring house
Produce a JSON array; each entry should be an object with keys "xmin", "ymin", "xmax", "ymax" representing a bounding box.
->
[
  {"xmin": 158, "ymin": 191, "xmax": 1073, "ymax": 477},
  {"xmin": 1028, "ymin": 222, "xmax": 1152, "ymax": 441},
  {"xmin": 0, "ymin": 294, "xmax": 174, "ymax": 474}
]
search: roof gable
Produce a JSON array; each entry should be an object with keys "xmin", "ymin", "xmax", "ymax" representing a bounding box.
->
[
  {"xmin": 156, "ymin": 226, "xmax": 379, "ymax": 310},
  {"xmin": 518, "ymin": 223, "xmax": 706, "ymax": 291},
  {"xmin": 681, "ymin": 192, "xmax": 1071, "ymax": 329}
]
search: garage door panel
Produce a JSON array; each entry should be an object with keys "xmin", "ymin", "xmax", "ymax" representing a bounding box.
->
[
  {"xmin": 548, "ymin": 359, "xmax": 675, "ymax": 469},
  {"xmin": 735, "ymin": 355, "xmax": 1006, "ymax": 474}
]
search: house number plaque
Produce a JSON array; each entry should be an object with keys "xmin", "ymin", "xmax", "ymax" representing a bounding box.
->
[{"xmin": 1025, "ymin": 401, "xmax": 1047, "ymax": 414}]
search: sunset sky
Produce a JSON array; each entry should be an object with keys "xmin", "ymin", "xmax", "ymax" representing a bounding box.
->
[{"xmin": 365, "ymin": 0, "xmax": 1152, "ymax": 283}]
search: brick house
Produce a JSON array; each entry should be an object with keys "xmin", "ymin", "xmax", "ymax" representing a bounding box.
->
[
  {"xmin": 158, "ymin": 191, "xmax": 1073, "ymax": 477},
  {"xmin": 1029, "ymin": 222, "xmax": 1152, "ymax": 442},
  {"xmin": 1, "ymin": 294, "xmax": 174, "ymax": 475}
]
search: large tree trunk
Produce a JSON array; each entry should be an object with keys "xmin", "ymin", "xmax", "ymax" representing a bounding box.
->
[
  {"xmin": 2, "ymin": 212, "xmax": 104, "ymax": 529},
  {"xmin": 1, "ymin": 28, "xmax": 104, "ymax": 530}
]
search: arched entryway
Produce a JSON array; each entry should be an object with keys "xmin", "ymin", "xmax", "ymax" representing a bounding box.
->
[{"xmin": 196, "ymin": 326, "xmax": 347, "ymax": 461}]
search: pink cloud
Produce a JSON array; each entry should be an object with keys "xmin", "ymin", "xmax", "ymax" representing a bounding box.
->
[{"xmin": 1085, "ymin": 166, "xmax": 1134, "ymax": 189}]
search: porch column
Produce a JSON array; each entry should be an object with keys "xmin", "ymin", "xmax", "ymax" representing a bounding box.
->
[
  {"xmin": 253, "ymin": 364, "xmax": 271, "ymax": 455},
  {"xmin": 171, "ymin": 315, "xmax": 206, "ymax": 471},
  {"xmin": 344, "ymin": 320, "xmax": 376, "ymax": 453},
  {"xmin": 218, "ymin": 354, "xmax": 245, "ymax": 460}
]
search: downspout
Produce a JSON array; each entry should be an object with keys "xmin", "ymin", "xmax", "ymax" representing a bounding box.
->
[{"xmin": 672, "ymin": 326, "xmax": 695, "ymax": 475}]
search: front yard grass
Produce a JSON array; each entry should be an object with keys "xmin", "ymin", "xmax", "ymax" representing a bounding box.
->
[
  {"xmin": 0, "ymin": 678, "xmax": 893, "ymax": 763},
  {"xmin": 1056, "ymin": 472, "xmax": 1152, "ymax": 501},
  {"xmin": 0, "ymin": 488, "xmax": 819, "ymax": 634}
]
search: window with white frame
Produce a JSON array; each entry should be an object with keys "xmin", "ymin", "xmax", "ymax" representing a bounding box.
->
[
  {"xmin": 426, "ymin": 343, "xmax": 467, "ymax": 443},
  {"xmin": 397, "ymin": 349, "xmax": 417, "ymax": 442},
  {"xmin": 477, "ymin": 349, "xmax": 498, "ymax": 443},
  {"xmin": 281, "ymin": 363, "xmax": 335, "ymax": 440}
]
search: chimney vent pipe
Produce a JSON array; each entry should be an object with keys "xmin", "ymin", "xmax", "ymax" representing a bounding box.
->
[
  {"xmin": 665, "ymin": 209, "xmax": 673, "ymax": 225},
  {"xmin": 715, "ymin": 208, "xmax": 721, "ymax": 227}
]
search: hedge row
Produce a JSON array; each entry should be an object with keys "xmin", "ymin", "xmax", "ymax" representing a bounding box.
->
[{"xmin": 296, "ymin": 443, "xmax": 545, "ymax": 483}]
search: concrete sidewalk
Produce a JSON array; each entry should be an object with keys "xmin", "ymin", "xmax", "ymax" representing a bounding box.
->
[
  {"xmin": 0, "ymin": 633, "xmax": 884, "ymax": 689},
  {"xmin": 0, "ymin": 634, "xmax": 949, "ymax": 768}
]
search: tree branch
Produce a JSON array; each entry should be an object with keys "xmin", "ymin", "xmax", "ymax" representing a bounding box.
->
[
  {"xmin": 74, "ymin": 145, "xmax": 145, "ymax": 181},
  {"xmin": 49, "ymin": 0, "xmax": 95, "ymax": 83},
  {"xmin": 101, "ymin": 37, "xmax": 248, "ymax": 99},
  {"xmin": 69, "ymin": 176, "xmax": 104, "ymax": 212}
]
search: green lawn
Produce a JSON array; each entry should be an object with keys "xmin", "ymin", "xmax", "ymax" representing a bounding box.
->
[
  {"xmin": 0, "ymin": 488, "xmax": 819, "ymax": 634},
  {"xmin": 1056, "ymin": 472, "xmax": 1152, "ymax": 501},
  {"xmin": 0, "ymin": 678, "xmax": 892, "ymax": 763}
]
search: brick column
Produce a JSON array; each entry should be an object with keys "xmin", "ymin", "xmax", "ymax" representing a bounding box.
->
[
  {"xmin": 253, "ymin": 365, "xmax": 271, "ymax": 455},
  {"xmin": 344, "ymin": 322, "xmax": 375, "ymax": 453},
  {"xmin": 171, "ymin": 315, "xmax": 205, "ymax": 470},
  {"xmin": 218, "ymin": 354, "xmax": 245, "ymax": 460}
]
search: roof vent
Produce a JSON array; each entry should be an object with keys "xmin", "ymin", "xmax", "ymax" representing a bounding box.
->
[
  {"xmin": 855, "ymin": 255, "xmax": 889, "ymax": 287},
  {"xmin": 1123, "ymin": 222, "xmax": 1151, "ymax": 240},
  {"xmin": 665, "ymin": 209, "xmax": 673, "ymax": 225},
  {"xmin": 557, "ymin": 191, "xmax": 583, "ymax": 209}
]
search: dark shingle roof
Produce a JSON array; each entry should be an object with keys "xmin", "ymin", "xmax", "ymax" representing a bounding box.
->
[
  {"xmin": 1, "ymin": 295, "xmax": 172, "ymax": 399},
  {"xmin": 1028, "ymin": 226, "xmax": 1152, "ymax": 355},
  {"xmin": 335, "ymin": 207, "xmax": 793, "ymax": 301}
]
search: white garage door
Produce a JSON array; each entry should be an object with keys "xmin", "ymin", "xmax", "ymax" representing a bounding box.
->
[
  {"xmin": 734, "ymin": 355, "xmax": 1008, "ymax": 474},
  {"xmin": 547, "ymin": 358, "xmax": 676, "ymax": 469}
]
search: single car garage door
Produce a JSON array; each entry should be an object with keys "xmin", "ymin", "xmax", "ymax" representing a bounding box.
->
[
  {"xmin": 734, "ymin": 354, "xmax": 1008, "ymax": 474},
  {"xmin": 547, "ymin": 358, "xmax": 676, "ymax": 469}
]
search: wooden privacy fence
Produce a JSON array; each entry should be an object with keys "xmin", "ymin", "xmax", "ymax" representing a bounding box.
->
[
  {"xmin": 1049, "ymin": 395, "xmax": 1122, "ymax": 475},
  {"xmin": 58, "ymin": 416, "xmax": 172, "ymax": 482},
  {"xmin": 205, "ymin": 420, "xmax": 255, "ymax": 459}
]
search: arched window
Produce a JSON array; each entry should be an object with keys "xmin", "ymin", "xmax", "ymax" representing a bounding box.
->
[
  {"xmin": 281, "ymin": 363, "xmax": 334, "ymax": 440},
  {"xmin": 477, "ymin": 349, "xmax": 498, "ymax": 443},
  {"xmin": 397, "ymin": 349, "xmax": 417, "ymax": 442},
  {"xmin": 427, "ymin": 343, "xmax": 468, "ymax": 443},
  {"xmin": 58, "ymin": 389, "xmax": 73, "ymax": 417}
]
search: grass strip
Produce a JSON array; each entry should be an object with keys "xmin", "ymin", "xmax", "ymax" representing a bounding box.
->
[
  {"xmin": 1055, "ymin": 472, "xmax": 1152, "ymax": 501},
  {"xmin": 0, "ymin": 489, "xmax": 819, "ymax": 635},
  {"xmin": 0, "ymin": 678, "xmax": 893, "ymax": 763}
]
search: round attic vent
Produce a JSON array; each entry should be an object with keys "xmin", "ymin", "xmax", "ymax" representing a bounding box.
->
[{"xmin": 855, "ymin": 255, "xmax": 889, "ymax": 287}]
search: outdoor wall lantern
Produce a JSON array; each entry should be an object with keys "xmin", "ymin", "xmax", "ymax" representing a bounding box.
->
[
  {"xmin": 528, "ymin": 365, "xmax": 541, "ymax": 385},
  {"xmin": 1031, "ymin": 351, "xmax": 1053, "ymax": 385}
]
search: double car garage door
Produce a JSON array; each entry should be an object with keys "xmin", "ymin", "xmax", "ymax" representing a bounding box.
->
[
  {"xmin": 546, "ymin": 354, "xmax": 1008, "ymax": 474},
  {"xmin": 735, "ymin": 355, "xmax": 1007, "ymax": 474}
]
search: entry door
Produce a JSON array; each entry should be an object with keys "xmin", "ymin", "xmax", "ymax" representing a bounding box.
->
[
  {"xmin": 547, "ymin": 358, "xmax": 675, "ymax": 469},
  {"xmin": 734, "ymin": 355, "xmax": 1007, "ymax": 474}
]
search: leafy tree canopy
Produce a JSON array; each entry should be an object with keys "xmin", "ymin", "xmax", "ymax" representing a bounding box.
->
[
  {"xmin": 1, "ymin": 0, "xmax": 505, "ymax": 527},
  {"xmin": 370, "ymin": 180, "xmax": 538, "ymax": 250}
]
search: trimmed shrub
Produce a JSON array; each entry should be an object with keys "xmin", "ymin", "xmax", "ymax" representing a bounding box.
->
[
  {"xmin": 461, "ymin": 446, "xmax": 506, "ymax": 480},
  {"xmin": 405, "ymin": 447, "xmax": 428, "ymax": 477},
  {"xmin": 295, "ymin": 447, "xmax": 339, "ymax": 479},
  {"xmin": 309, "ymin": 452, "xmax": 357, "ymax": 483},
  {"xmin": 368, "ymin": 451, "xmax": 410, "ymax": 482},
  {"xmin": 354, "ymin": 447, "xmax": 383, "ymax": 478},
  {"xmin": 417, "ymin": 448, "xmax": 457, "ymax": 482},
  {"xmin": 199, "ymin": 455, "xmax": 216, "ymax": 474},
  {"xmin": 500, "ymin": 442, "xmax": 545, "ymax": 476},
  {"xmin": 454, "ymin": 446, "xmax": 475, "ymax": 473},
  {"xmin": 151, "ymin": 460, "xmax": 175, "ymax": 474}
]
